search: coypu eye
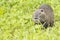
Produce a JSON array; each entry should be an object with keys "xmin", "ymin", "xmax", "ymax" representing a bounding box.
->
[{"xmin": 41, "ymin": 9, "xmax": 43, "ymax": 12}]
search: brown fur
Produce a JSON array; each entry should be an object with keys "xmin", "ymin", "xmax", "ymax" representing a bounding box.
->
[{"xmin": 32, "ymin": 4, "xmax": 54, "ymax": 28}]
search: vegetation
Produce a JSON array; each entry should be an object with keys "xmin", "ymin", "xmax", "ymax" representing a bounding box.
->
[{"xmin": 0, "ymin": 0, "xmax": 60, "ymax": 40}]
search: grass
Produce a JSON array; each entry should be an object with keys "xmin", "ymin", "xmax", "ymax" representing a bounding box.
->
[{"xmin": 0, "ymin": 0, "xmax": 60, "ymax": 40}]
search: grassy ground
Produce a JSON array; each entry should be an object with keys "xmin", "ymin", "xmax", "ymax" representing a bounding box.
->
[{"xmin": 0, "ymin": 0, "xmax": 60, "ymax": 40}]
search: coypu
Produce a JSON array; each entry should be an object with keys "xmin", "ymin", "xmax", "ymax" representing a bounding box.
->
[{"xmin": 32, "ymin": 4, "xmax": 54, "ymax": 28}]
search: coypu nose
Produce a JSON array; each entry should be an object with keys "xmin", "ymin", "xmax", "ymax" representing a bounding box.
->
[{"xmin": 34, "ymin": 18, "xmax": 38, "ymax": 19}]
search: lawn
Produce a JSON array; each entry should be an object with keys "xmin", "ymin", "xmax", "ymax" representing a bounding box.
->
[{"xmin": 0, "ymin": 0, "xmax": 60, "ymax": 40}]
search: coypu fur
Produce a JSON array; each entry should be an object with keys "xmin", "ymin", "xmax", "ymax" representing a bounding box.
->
[{"xmin": 32, "ymin": 4, "xmax": 54, "ymax": 28}]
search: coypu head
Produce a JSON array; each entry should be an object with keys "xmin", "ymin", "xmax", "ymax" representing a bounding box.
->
[{"xmin": 32, "ymin": 9, "xmax": 46, "ymax": 24}]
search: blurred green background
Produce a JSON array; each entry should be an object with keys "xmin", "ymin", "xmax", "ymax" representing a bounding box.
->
[{"xmin": 0, "ymin": 0, "xmax": 60, "ymax": 40}]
